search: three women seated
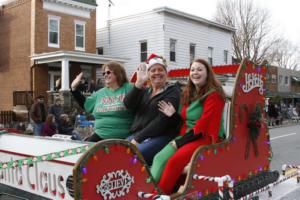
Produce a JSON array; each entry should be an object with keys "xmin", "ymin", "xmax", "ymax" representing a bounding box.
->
[{"xmin": 71, "ymin": 54, "xmax": 225, "ymax": 195}]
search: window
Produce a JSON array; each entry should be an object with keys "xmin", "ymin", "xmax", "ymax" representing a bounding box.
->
[
  {"xmin": 75, "ymin": 20, "xmax": 86, "ymax": 51},
  {"xmin": 48, "ymin": 16, "xmax": 60, "ymax": 48},
  {"xmin": 97, "ymin": 47, "xmax": 104, "ymax": 55},
  {"xmin": 279, "ymin": 75, "xmax": 282, "ymax": 85},
  {"xmin": 170, "ymin": 39, "xmax": 176, "ymax": 62},
  {"xmin": 190, "ymin": 43, "xmax": 196, "ymax": 63},
  {"xmin": 285, "ymin": 76, "xmax": 289, "ymax": 85},
  {"xmin": 140, "ymin": 41, "xmax": 147, "ymax": 62},
  {"xmin": 266, "ymin": 74, "xmax": 270, "ymax": 83},
  {"xmin": 224, "ymin": 50, "xmax": 228, "ymax": 64},
  {"xmin": 271, "ymin": 75, "xmax": 276, "ymax": 84},
  {"xmin": 208, "ymin": 47, "xmax": 213, "ymax": 65}
]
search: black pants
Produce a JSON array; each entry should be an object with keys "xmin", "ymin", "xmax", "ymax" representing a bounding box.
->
[{"xmin": 86, "ymin": 133, "xmax": 103, "ymax": 142}]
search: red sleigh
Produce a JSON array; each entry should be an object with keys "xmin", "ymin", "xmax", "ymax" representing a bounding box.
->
[{"xmin": 72, "ymin": 58, "xmax": 279, "ymax": 200}]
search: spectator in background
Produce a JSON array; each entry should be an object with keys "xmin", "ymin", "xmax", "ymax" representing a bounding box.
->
[
  {"xmin": 96, "ymin": 78, "xmax": 104, "ymax": 90},
  {"xmin": 54, "ymin": 78, "xmax": 61, "ymax": 91},
  {"xmin": 30, "ymin": 95, "xmax": 47, "ymax": 136},
  {"xmin": 88, "ymin": 79, "xmax": 97, "ymax": 93},
  {"xmin": 58, "ymin": 114, "xmax": 82, "ymax": 140},
  {"xmin": 42, "ymin": 114, "xmax": 57, "ymax": 137},
  {"xmin": 268, "ymin": 101, "xmax": 278, "ymax": 126},
  {"xmin": 77, "ymin": 77, "xmax": 88, "ymax": 93},
  {"xmin": 48, "ymin": 97, "xmax": 64, "ymax": 125}
]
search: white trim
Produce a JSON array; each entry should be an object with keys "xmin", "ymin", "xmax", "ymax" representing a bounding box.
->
[
  {"xmin": 61, "ymin": 58, "xmax": 70, "ymax": 91},
  {"xmin": 42, "ymin": 0, "xmax": 96, "ymax": 19},
  {"xmin": 74, "ymin": 20, "xmax": 86, "ymax": 51},
  {"xmin": 30, "ymin": 50, "xmax": 129, "ymax": 65},
  {"xmin": 48, "ymin": 15, "xmax": 61, "ymax": 48}
]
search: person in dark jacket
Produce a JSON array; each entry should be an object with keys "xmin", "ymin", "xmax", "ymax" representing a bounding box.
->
[
  {"xmin": 124, "ymin": 54, "xmax": 181, "ymax": 166},
  {"xmin": 48, "ymin": 97, "xmax": 64, "ymax": 125},
  {"xmin": 30, "ymin": 95, "xmax": 47, "ymax": 136},
  {"xmin": 268, "ymin": 101, "xmax": 278, "ymax": 126}
]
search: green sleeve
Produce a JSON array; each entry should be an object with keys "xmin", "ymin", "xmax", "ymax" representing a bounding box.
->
[{"xmin": 84, "ymin": 93, "xmax": 97, "ymax": 113}]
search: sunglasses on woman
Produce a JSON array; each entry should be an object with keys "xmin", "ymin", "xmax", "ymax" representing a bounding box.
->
[{"xmin": 102, "ymin": 70, "xmax": 113, "ymax": 76}]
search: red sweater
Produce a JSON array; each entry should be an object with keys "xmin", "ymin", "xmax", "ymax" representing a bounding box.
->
[{"xmin": 179, "ymin": 92, "xmax": 225, "ymax": 144}]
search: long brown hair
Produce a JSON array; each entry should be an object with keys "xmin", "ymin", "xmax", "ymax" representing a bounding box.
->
[
  {"xmin": 103, "ymin": 61, "xmax": 128, "ymax": 87},
  {"xmin": 181, "ymin": 59, "xmax": 225, "ymax": 104},
  {"xmin": 45, "ymin": 114, "xmax": 55, "ymax": 126}
]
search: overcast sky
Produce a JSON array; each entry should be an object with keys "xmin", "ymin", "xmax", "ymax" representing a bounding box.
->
[
  {"xmin": 96, "ymin": 0, "xmax": 300, "ymax": 47},
  {"xmin": 0, "ymin": 0, "xmax": 299, "ymax": 47}
]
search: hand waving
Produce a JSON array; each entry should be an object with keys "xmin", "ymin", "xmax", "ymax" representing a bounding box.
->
[
  {"xmin": 135, "ymin": 63, "xmax": 149, "ymax": 88},
  {"xmin": 71, "ymin": 72, "xmax": 83, "ymax": 90},
  {"xmin": 158, "ymin": 100, "xmax": 176, "ymax": 117}
]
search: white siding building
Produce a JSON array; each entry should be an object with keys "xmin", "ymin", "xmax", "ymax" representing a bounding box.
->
[{"xmin": 97, "ymin": 7, "xmax": 234, "ymax": 77}]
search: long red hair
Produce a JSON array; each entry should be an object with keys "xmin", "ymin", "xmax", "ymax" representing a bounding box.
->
[{"xmin": 181, "ymin": 59, "xmax": 225, "ymax": 104}]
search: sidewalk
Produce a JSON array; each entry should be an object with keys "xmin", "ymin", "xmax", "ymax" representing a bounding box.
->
[{"xmin": 268, "ymin": 120, "xmax": 300, "ymax": 129}]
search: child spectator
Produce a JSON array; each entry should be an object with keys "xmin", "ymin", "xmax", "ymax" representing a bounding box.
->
[{"xmin": 42, "ymin": 114, "xmax": 57, "ymax": 137}]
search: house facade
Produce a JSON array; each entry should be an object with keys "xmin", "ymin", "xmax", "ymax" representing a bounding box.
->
[
  {"xmin": 96, "ymin": 7, "xmax": 234, "ymax": 77},
  {"xmin": 0, "ymin": 0, "xmax": 127, "ymax": 111}
]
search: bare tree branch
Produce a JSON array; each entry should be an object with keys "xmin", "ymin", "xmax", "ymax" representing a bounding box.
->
[{"xmin": 215, "ymin": 0, "xmax": 300, "ymax": 70}]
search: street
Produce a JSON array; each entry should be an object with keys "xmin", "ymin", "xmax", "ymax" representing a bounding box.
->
[
  {"xmin": 270, "ymin": 124, "xmax": 300, "ymax": 172},
  {"xmin": 258, "ymin": 124, "xmax": 300, "ymax": 200}
]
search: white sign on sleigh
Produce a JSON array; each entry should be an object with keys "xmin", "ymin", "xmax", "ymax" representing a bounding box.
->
[
  {"xmin": 242, "ymin": 73, "xmax": 264, "ymax": 95},
  {"xmin": 96, "ymin": 169, "xmax": 134, "ymax": 200}
]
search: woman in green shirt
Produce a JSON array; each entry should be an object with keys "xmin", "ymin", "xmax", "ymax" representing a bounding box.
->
[{"xmin": 71, "ymin": 61, "xmax": 134, "ymax": 142}]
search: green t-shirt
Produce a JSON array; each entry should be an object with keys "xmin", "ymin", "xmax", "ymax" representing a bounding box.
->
[{"xmin": 84, "ymin": 82, "xmax": 134, "ymax": 139}]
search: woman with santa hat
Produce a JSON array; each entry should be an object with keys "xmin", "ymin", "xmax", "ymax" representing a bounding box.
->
[{"xmin": 124, "ymin": 53, "xmax": 181, "ymax": 166}]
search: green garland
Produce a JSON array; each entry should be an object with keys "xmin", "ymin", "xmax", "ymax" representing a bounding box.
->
[{"xmin": 0, "ymin": 144, "xmax": 93, "ymax": 170}]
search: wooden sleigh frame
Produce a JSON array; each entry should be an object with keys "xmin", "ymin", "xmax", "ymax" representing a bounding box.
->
[{"xmin": 73, "ymin": 59, "xmax": 278, "ymax": 200}]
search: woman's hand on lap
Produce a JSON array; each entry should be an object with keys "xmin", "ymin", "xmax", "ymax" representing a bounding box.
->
[{"xmin": 131, "ymin": 139, "xmax": 139, "ymax": 146}]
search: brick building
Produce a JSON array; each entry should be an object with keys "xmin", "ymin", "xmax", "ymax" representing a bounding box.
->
[{"xmin": 0, "ymin": 0, "xmax": 126, "ymax": 110}]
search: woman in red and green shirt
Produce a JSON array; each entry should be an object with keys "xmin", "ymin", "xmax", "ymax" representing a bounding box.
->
[{"xmin": 151, "ymin": 58, "xmax": 226, "ymax": 194}]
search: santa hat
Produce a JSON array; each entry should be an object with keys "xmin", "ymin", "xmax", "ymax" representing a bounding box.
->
[{"xmin": 146, "ymin": 54, "xmax": 167, "ymax": 71}]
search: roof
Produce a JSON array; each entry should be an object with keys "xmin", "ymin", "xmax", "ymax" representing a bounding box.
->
[
  {"xmin": 107, "ymin": 6, "xmax": 235, "ymax": 32},
  {"xmin": 71, "ymin": 0, "xmax": 97, "ymax": 6},
  {"xmin": 153, "ymin": 7, "xmax": 235, "ymax": 32},
  {"xmin": 130, "ymin": 64, "xmax": 239, "ymax": 82},
  {"xmin": 292, "ymin": 76, "xmax": 300, "ymax": 82},
  {"xmin": 168, "ymin": 64, "xmax": 239, "ymax": 77},
  {"xmin": 1, "ymin": 0, "xmax": 97, "ymax": 8}
]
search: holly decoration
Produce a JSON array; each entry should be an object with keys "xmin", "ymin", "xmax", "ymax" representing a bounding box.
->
[
  {"xmin": 247, "ymin": 104, "xmax": 262, "ymax": 140},
  {"xmin": 245, "ymin": 104, "xmax": 262, "ymax": 159}
]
